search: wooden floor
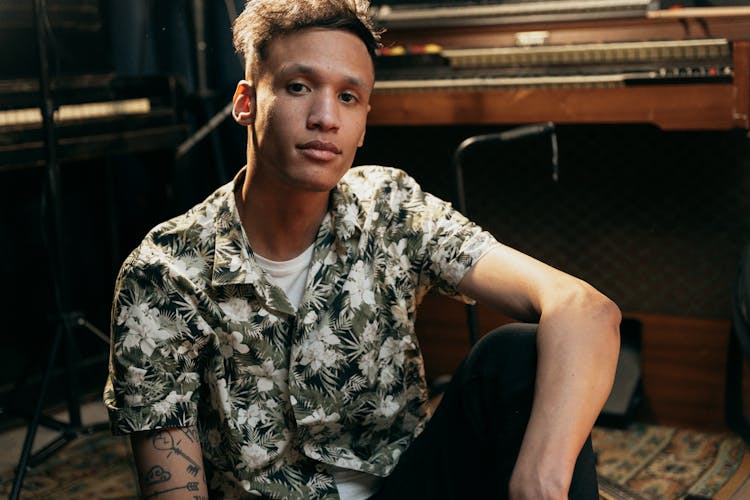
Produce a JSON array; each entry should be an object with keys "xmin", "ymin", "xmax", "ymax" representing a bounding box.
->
[
  {"xmin": 415, "ymin": 294, "xmax": 750, "ymax": 431},
  {"xmin": 0, "ymin": 398, "xmax": 108, "ymax": 472}
]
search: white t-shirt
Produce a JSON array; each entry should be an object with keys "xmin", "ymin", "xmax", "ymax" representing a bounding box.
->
[
  {"xmin": 254, "ymin": 244, "xmax": 383, "ymax": 499},
  {"xmin": 253, "ymin": 245, "xmax": 315, "ymax": 309}
]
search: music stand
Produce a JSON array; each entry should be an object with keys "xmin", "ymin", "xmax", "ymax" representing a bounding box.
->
[{"xmin": 10, "ymin": 1, "xmax": 109, "ymax": 497}]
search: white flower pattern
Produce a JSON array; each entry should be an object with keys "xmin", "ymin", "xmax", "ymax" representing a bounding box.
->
[{"xmin": 105, "ymin": 165, "xmax": 497, "ymax": 499}]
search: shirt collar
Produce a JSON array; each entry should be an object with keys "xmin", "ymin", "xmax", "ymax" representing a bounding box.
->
[
  {"xmin": 209, "ymin": 167, "xmax": 364, "ymax": 312},
  {"xmin": 210, "ymin": 167, "xmax": 261, "ymax": 287},
  {"xmin": 328, "ymin": 172, "xmax": 363, "ymax": 242}
]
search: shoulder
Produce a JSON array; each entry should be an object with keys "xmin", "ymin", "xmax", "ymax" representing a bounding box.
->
[
  {"xmin": 118, "ymin": 182, "xmax": 233, "ymax": 286},
  {"xmin": 342, "ymin": 165, "xmax": 416, "ymax": 186},
  {"xmin": 340, "ymin": 165, "xmax": 423, "ymax": 202}
]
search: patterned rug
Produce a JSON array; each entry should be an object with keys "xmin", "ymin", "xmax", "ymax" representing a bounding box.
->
[
  {"xmin": 593, "ymin": 424, "xmax": 750, "ymax": 500},
  {"xmin": 1, "ymin": 424, "xmax": 748, "ymax": 499},
  {"xmin": 1, "ymin": 432, "xmax": 138, "ymax": 499}
]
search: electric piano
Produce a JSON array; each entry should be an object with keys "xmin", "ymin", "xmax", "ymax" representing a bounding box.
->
[{"xmin": 368, "ymin": 2, "xmax": 750, "ymax": 130}]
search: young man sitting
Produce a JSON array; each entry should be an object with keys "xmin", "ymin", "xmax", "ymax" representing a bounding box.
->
[{"xmin": 104, "ymin": 1, "xmax": 620, "ymax": 498}]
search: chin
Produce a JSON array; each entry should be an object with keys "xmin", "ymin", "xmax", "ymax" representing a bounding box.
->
[{"xmin": 286, "ymin": 164, "xmax": 349, "ymax": 192}]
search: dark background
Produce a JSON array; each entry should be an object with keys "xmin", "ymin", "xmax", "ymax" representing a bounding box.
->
[{"xmin": 0, "ymin": 0, "xmax": 749, "ymax": 421}]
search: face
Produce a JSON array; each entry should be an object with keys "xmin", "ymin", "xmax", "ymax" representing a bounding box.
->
[{"xmin": 233, "ymin": 28, "xmax": 374, "ymax": 193}]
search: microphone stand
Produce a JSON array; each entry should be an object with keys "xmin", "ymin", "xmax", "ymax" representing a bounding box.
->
[
  {"xmin": 451, "ymin": 122, "xmax": 558, "ymax": 346},
  {"xmin": 10, "ymin": 1, "xmax": 109, "ymax": 497}
]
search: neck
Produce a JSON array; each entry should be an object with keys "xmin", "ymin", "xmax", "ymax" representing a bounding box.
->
[{"xmin": 235, "ymin": 166, "xmax": 330, "ymax": 261}]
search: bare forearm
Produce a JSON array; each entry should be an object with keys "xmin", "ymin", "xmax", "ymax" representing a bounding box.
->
[
  {"xmin": 456, "ymin": 244, "xmax": 621, "ymax": 497},
  {"xmin": 131, "ymin": 426, "xmax": 209, "ymax": 499},
  {"xmin": 513, "ymin": 291, "xmax": 621, "ymax": 498}
]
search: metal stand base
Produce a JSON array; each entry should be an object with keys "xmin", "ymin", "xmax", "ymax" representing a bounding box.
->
[{"xmin": 9, "ymin": 314, "xmax": 110, "ymax": 500}]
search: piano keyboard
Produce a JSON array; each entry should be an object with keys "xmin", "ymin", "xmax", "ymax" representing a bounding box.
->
[
  {"xmin": 443, "ymin": 39, "xmax": 731, "ymax": 68},
  {"xmin": 374, "ymin": 38, "xmax": 733, "ymax": 92},
  {"xmin": 0, "ymin": 98, "xmax": 151, "ymax": 128},
  {"xmin": 375, "ymin": 73, "xmax": 633, "ymax": 90}
]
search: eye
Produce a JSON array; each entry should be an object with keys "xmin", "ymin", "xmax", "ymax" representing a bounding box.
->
[
  {"xmin": 339, "ymin": 91, "xmax": 358, "ymax": 104},
  {"xmin": 287, "ymin": 82, "xmax": 308, "ymax": 94}
]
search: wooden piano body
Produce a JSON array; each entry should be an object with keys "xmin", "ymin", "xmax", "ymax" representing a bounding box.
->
[
  {"xmin": 369, "ymin": 7, "xmax": 750, "ymax": 131},
  {"xmin": 367, "ymin": 4, "xmax": 750, "ymax": 430}
]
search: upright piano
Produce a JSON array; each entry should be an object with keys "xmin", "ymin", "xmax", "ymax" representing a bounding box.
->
[
  {"xmin": 368, "ymin": 1, "xmax": 750, "ymax": 131},
  {"xmin": 0, "ymin": 0, "xmax": 188, "ymax": 171}
]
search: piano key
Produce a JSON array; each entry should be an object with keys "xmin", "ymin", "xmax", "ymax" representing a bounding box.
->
[
  {"xmin": 374, "ymin": 72, "xmax": 635, "ymax": 90},
  {"xmin": 0, "ymin": 98, "xmax": 151, "ymax": 128},
  {"xmin": 0, "ymin": 75, "xmax": 186, "ymax": 170},
  {"xmin": 441, "ymin": 39, "xmax": 731, "ymax": 68}
]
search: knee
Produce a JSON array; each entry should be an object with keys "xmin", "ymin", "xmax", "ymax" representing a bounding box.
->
[
  {"xmin": 457, "ymin": 323, "xmax": 539, "ymax": 440},
  {"xmin": 462, "ymin": 323, "xmax": 538, "ymax": 387}
]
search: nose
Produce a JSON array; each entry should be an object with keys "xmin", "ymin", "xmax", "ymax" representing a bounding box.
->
[{"xmin": 307, "ymin": 90, "xmax": 340, "ymax": 132}]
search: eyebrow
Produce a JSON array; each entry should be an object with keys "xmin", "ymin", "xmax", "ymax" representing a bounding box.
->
[{"xmin": 281, "ymin": 63, "xmax": 370, "ymax": 91}]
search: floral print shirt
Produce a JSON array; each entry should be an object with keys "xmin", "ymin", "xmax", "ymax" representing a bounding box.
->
[{"xmin": 104, "ymin": 165, "xmax": 498, "ymax": 499}]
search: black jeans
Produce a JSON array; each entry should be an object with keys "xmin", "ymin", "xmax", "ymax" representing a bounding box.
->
[{"xmin": 371, "ymin": 323, "xmax": 599, "ymax": 499}]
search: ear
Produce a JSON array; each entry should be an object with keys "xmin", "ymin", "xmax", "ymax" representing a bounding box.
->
[{"xmin": 232, "ymin": 80, "xmax": 255, "ymax": 126}]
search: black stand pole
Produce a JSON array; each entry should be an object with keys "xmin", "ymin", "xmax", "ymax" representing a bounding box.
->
[
  {"xmin": 174, "ymin": 0, "xmax": 229, "ymax": 182},
  {"xmin": 10, "ymin": 1, "xmax": 109, "ymax": 497},
  {"xmin": 451, "ymin": 122, "xmax": 557, "ymax": 346},
  {"xmin": 175, "ymin": 0, "xmax": 244, "ymax": 171}
]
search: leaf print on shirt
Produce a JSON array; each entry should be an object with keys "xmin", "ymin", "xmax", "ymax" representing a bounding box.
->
[
  {"xmin": 244, "ymin": 359, "xmax": 288, "ymax": 393},
  {"xmin": 125, "ymin": 366, "xmax": 147, "ymax": 385},
  {"xmin": 384, "ymin": 239, "xmax": 411, "ymax": 282},
  {"xmin": 298, "ymin": 407, "xmax": 343, "ymax": 437},
  {"xmin": 218, "ymin": 297, "xmax": 253, "ymax": 322},
  {"xmin": 342, "ymin": 261, "xmax": 376, "ymax": 309},
  {"xmin": 120, "ymin": 303, "xmax": 174, "ymax": 356},
  {"xmin": 390, "ymin": 298, "xmax": 412, "ymax": 332},
  {"xmin": 105, "ymin": 165, "xmax": 499, "ymax": 498},
  {"xmin": 337, "ymin": 202, "xmax": 360, "ymax": 238},
  {"xmin": 210, "ymin": 377, "xmax": 233, "ymax": 419},
  {"xmin": 240, "ymin": 443, "xmax": 269, "ymax": 470},
  {"xmin": 375, "ymin": 335, "xmax": 417, "ymax": 389},
  {"xmin": 298, "ymin": 319, "xmax": 342, "ymax": 372},
  {"xmin": 367, "ymin": 394, "xmax": 402, "ymax": 431},
  {"xmin": 195, "ymin": 202, "xmax": 216, "ymax": 240},
  {"xmin": 171, "ymin": 252, "xmax": 207, "ymax": 283},
  {"xmin": 216, "ymin": 328, "xmax": 250, "ymax": 358},
  {"xmin": 237, "ymin": 403, "xmax": 269, "ymax": 428}
]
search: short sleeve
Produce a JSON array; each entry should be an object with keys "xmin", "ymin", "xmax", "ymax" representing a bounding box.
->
[
  {"xmin": 104, "ymin": 245, "xmax": 209, "ymax": 435},
  {"xmin": 417, "ymin": 191, "xmax": 498, "ymax": 302},
  {"xmin": 373, "ymin": 169, "xmax": 498, "ymax": 303}
]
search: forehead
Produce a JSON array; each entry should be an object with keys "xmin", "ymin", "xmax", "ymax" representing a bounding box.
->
[{"xmin": 260, "ymin": 28, "xmax": 374, "ymax": 86}]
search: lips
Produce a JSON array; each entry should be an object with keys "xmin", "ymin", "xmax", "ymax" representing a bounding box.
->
[
  {"xmin": 296, "ymin": 140, "xmax": 341, "ymax": 162},
  {"xmin": 298, "ymin": 140, "xmax": 342, "ymax": 154}
]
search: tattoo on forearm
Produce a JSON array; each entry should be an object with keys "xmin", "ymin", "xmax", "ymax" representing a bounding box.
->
[
  {"xmin": 144, "ymin": 465, "xmax": 171, "ymax": 486},
  {"xmin": 143, "ymin": 481, "xmax": 200, "ymax": 499},
  {"xmin": 152, "ymin": 430, "xmax": 201, "ymax": 476}
]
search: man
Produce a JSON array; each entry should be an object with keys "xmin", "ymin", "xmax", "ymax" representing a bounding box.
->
[{"xmin": 104, "ymin": 0, "xmax": 621, "ymax": 498}]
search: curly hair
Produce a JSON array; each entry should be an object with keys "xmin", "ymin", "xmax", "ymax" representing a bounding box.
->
[{"xmin": 232, "ymin": 0, "xmax": 382, "ymax": 77}]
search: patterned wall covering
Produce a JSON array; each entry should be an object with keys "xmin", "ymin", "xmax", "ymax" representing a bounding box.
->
[{"xmin": 357, "ymin": 124, "xmax": 750, "ymax": 319}]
